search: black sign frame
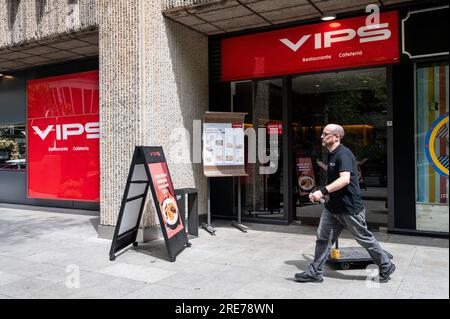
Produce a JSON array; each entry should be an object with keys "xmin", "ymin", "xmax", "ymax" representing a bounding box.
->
[
  {"xmin": 109, "ymin": 146, "xmax": 190, "ymax": 262},
  {"xmin": 402, "ymin": 6, "xmax": 449, "ymax": 59}
]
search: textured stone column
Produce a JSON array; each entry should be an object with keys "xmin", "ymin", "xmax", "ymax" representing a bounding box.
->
[
  {"xmin": 0, "ymin": 0, "xmax": 97, "ymax": 48},
  {"xmin": 98, "ymin": 0, "xmax": 140, "ymax": 230},
  {"xmin": 98, "ymin": 0, "xmax": 208, "ymax": 239}
]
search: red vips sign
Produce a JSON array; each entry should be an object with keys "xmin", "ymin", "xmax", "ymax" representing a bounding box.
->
[
  {"xmin": 222, "ymin": 11, "xmax": 399, "ymax": 81},
  {"xmin": 27, "ymin": 71, "xmax": 100, "ymax": 201}
]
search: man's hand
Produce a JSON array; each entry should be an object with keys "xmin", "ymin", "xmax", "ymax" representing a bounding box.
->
[{"xmin": 309, "ymin": 190, "xmax": 324, "ymax": 203}]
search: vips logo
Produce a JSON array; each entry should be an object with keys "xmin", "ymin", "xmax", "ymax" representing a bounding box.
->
[
  {"xmin": 32, "ymin": 122, "xmax": 100, "ymax": 140},
  {"xmin": 149, "ymin": 152, "xmax": 162, "ymax": 157},
  {"xmin": 279, "ymin": 23, "xmax": 391, "ymax": 52},
  {"xmin": 27, "ymin": 70, "xmax": 100, "ymax": 202},
  {"xmin": 221, "ymin": 11, "xmax": 399, "ymax": 80}
]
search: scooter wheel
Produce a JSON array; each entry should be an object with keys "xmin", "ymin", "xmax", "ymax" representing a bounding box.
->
[{"xmin": 341, "ymin": 262, "xmax": 350, "ymax": 270}]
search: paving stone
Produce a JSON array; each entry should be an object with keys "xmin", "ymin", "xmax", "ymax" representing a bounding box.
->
[{"xmin": 0, "ymin": 206, "xmax": 448, "ymax": 299}]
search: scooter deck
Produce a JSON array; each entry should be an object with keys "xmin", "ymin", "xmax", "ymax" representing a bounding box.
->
[{"xmin": 327, "ymin": 247, "xmax": 393, "ymax": 264}]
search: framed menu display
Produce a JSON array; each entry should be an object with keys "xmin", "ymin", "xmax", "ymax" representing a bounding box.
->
[
  {"xmin": 203, "ymin": 112, "xmax": 248, "ymax": 177},
  {"xmin": 109, "ymin": 146, "xmax": 190, "ymax": 262}
]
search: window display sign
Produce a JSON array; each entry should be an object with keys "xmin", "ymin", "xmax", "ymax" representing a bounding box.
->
[
  {"xmin": 203, "ymin": 112, "xmax": 248, "ymax": 177},
  {"xmin": 27, "ymin": 71, "xmax": 99, "ymax": 201},
  {"xmin": 267, "ymin": 122, "xmax": 283, "ymax": 135},
  {"xmin": 296, "ymin": 157, "xmax": 316, "ymax": 196},
  {"xmin": 415, "ymin": 63, "xmax": 448, "ymax": 233},
  {"xmin": 110, "ymin": 146, "xmax": 190, "ymax": 262},
  {"xmin": 222, "ymin": 11, "xmax": 399, "ymax": 81}
]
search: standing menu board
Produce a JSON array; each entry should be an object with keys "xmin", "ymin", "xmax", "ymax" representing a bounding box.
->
[
  {"xmin": 203, "ymin": 112, "xmax": 248, "ymax": 177},
  {"xmin": 109, "ymin": 146, "xmax": 189, "ymax": 262}
]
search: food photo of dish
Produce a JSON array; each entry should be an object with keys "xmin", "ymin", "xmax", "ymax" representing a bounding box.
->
[
  {"xmin": 298, "ymin": 176, "xmax": 315, "ymax": 191},
  {"xmin": 161, "ymin": 196, "xmax": 179, "ymax": 229}
]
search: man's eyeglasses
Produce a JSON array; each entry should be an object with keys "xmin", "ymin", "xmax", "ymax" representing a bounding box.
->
[{"xmin": 321, "ymin": 132, "xmax": 335, "ymax": 137}]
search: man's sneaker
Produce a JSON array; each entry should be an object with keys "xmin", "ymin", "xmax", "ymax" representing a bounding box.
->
[
  {"xmin": 374, "ymin": 263, "xmax": 396, "ymax": 283},
  {"xmin": 294, "ymin": 272, "xmax": 324, "ymax": 283}
]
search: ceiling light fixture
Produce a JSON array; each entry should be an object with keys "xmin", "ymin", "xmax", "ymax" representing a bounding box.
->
[{"xmin": 321, "ymin": 14, "xmax": 336, "ymax": 21}]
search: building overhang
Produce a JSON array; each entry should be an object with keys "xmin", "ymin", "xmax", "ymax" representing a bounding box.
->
[{"xmin": 162, "ymin": 0, "xmax": 417, "ymax": 35}]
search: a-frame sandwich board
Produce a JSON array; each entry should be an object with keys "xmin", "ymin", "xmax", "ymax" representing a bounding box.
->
[{"xmin": 109, "ymin": 146, "xmax": 190, "ymax": 262}]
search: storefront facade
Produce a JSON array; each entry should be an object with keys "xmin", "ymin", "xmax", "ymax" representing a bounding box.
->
[
  {"xmin": 0, "ymin": 0, "xmax": 448, "ymax": 238},
  {"xmin": 206, "ymin": 2, "xmax": 448, "ymax": 236}
]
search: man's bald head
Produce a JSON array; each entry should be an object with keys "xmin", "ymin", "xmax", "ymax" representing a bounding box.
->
[{"xmin": 325, "ymin": 124, "xmax": 345, "ymax": 141}]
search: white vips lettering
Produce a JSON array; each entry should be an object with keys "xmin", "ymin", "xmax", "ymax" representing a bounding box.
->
[
  {"xmin": 280, "ymin": 23, "xmax": 391, "ymax": 52},
  {"xmin": 32, "ymin": 122, "xmax": 100, "ymax": 140}
]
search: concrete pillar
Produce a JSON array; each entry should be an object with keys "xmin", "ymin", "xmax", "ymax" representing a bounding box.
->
[{"xmin": 98, "ymin": 0, "xmax": 208, "ymax": 240}]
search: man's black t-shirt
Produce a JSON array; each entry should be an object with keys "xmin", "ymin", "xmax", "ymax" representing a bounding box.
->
[{"xmin": 324, "ymin": 144, "xmax": 364, "ymax": 214}]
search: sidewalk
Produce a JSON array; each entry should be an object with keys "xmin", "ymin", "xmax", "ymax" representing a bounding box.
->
[{"xmin": 0, "ymin": 204, "xmax": 448, "ymax": 299}]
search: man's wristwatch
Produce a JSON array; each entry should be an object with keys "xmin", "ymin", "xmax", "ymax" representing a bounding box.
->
[{"xmin": 319, "ymin": 186, "xmax": 329, "ymax": 195}]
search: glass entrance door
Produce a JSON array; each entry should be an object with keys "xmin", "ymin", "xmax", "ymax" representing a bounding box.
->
[
  {"xmin": 291, "ymin": 68, "xmax": 388, "ymax": 229},
  {"xmin": 231, "ymin": 79, "xmax": 285, "ymax": 222}
]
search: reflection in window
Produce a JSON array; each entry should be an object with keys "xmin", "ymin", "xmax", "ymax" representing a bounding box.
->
[
  {"xmin": 231, "ymin": 79, "xmax": 285, "ymax": 220},
  {"xmin": 0, "ymin": 124, "xmax": 26, "ymax": 170},
  {"xmin": 292, "ymin": 68, "xmax": 388, "ymax": 227}
]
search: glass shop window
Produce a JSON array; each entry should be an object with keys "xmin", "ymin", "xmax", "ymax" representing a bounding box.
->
[{"xmin": 0, "ymin": 123, "xmax": 26, "ymax": 170}]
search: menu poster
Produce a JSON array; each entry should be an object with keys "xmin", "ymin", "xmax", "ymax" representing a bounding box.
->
[
  {"xmin": 203, "ymin": 123, "xmax": 245, "ymax": 167},
  {"xmin": 148, "ymin": 161, "xmax": 184, "ymax": 239},
  {"xmin": 143, "ymin": 147, "xmax": 189, "ymax": 262},
  {"xmin": 203, "ymin": 112, "xmax": 248, "ymax": 177},
  {"xmin": 296, "ymin": 157, "xmax": 316, "ymax": 196}
]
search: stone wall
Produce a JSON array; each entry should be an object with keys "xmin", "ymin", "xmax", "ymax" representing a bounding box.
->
[
  {"xmin": 0, "ymin": 0, "xmax": 209, "ymax": 234},
  {"xmin": 99, "ymin": 0, "xmax": 208, "ymax": 229},
  {"xmin": 0, "ymin": 0, "xmax": 98, "ymax": 48},
  {"xmin": 162, "ymin": 0, "xmax": 215, "ymax": 11}
]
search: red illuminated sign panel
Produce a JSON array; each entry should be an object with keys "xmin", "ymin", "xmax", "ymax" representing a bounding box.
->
[
  {"xmin": 221, "ymin": 11, "xmax": 399, "ymax": 81},
  {"xmin": 27, "ymin": 71, "xmax": 100, "ymax": 201}
]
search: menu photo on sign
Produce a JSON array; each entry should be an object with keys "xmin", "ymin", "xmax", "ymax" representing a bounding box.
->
[{"xmin": 203, "ymin": 123, "xmax": 245, "ymax": 167}]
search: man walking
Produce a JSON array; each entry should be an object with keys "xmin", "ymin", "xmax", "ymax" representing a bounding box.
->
[{"xmin": 295, "ymin": 124, "xmax": 395, "ymax": 283}]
